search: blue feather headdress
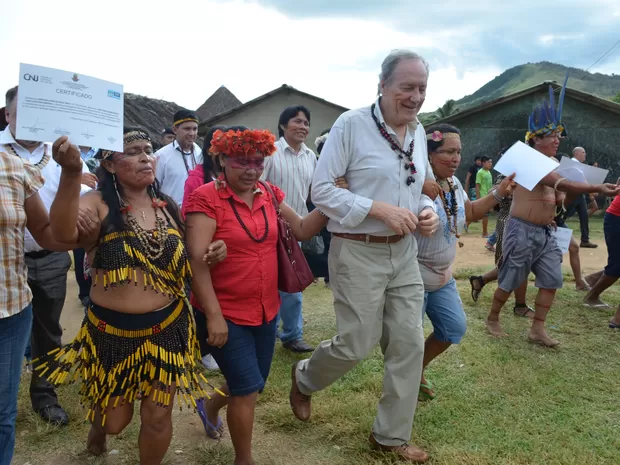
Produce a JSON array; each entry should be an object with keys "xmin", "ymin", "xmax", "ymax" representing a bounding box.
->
[{"xmin": 525, "ymin": 73, "xmax": 569, "ymax": 142}]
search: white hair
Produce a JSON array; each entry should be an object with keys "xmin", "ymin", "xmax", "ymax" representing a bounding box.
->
[{"xmin": 378, "ymin": 49, "xmax": 430, "ymax": 95}]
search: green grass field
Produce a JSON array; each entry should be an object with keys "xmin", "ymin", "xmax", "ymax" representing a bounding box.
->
[{"xmin": 13, "ymin": 217, "xmax": 620, "ymax": 465}]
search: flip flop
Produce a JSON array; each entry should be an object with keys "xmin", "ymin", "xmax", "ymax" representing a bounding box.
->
[
  {"xmin": 513, "ymin": 304, "xmax": 535, "ymax": 318},
  {"xmin": 583, "ymin": 302, "xmax": 610, "ymax": 309},
  {"xmin": 609, "ymin": 321, "xmax": 620, "ymax": 329},
  {"xmin": 196, "ymin": 399, "xmax": 224, "ymax": 440},
  {"xmin": 576, "ymin": 284, "xmax": 592, "ymax": 292},
  {"xmin": 418, "ymin": 380, "xmax": 436, "ymax": 401},
  {"xmin": 469, "ymin": 276, "xmax": 483, "ymax": 303}
]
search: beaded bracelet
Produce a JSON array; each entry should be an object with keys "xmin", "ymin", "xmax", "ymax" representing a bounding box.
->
[{"xmin": 492, "ymin": 190, "xmax": 504, "ymax": 203}]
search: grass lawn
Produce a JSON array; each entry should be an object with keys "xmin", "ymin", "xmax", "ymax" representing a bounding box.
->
[{"xmin": 13, "ymin": 216, "xmax": 620, "ymax": 465}]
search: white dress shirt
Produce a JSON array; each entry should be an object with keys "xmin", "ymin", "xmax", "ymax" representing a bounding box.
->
[
  {"xmin": 261, "ymin": 137, "xmax": 317, "ymax": 216},
  {"xmin": 311, "ymin": 99, "xmax": 435, "ymax": 236},
  {"xmin": 0, "ymin": 127, "xmax": 91, "ymax": 252},
  {"xmin": 155, "ymin": 140, "xmax": 203, "ymax": 206}
]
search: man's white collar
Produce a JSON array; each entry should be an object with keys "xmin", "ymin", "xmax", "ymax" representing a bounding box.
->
[
  {"xmin": 0, "ymin": 126, "xmax": 45, "ymax": 150},
  {"xmin": 279, "ymin": 136, "xmax": 309, "ymax": 155},
  {"xmin": 173, "ymin": 139, "xmax": 196, "ymax": 154}
]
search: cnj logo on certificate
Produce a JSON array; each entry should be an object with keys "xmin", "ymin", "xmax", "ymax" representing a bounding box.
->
[{"xmin": 16, "ymin": 63, "xmax": 124, "ymax": 152}]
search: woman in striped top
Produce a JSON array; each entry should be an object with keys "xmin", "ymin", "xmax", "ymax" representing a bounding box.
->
[{"xmin": 415, "ymin": 124, "xmax": 516, "ymax": 400}]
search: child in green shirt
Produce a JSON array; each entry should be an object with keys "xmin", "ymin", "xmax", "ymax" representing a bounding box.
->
[{"xmin": 476, "ymin": 156, "xmax": 493, "ymax": 236}]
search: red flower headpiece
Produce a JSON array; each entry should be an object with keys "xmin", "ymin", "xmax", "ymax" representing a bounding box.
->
[{"xmin": 209, "ymin": 129, "xmax": 277, "ymax": 157}]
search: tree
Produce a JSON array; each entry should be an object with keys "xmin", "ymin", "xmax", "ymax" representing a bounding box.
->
[
  {"xmin": 436, "ymin": 99, "xmax": 459, "ymax": 119},
  {"xmin": 612, "ymin": 92, "xmax": 620, "ymax": 104}
]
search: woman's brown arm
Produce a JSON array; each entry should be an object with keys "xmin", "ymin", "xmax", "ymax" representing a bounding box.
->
[
  {"xmin": 279, "ymin": 203, "xmax": 328, "ymax": 241},
  {"xmin": 185, "ymin": 212, "xmax": 228, "ymax": 348}
]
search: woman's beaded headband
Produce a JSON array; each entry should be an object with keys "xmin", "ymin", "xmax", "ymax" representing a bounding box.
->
[
  {"xmin": 99, "ymin": 130, "xmax": 151, "ymax": 160},
  {"xmin": 426, "ymin": 130, "xmax": 461, "ymax": 142}
]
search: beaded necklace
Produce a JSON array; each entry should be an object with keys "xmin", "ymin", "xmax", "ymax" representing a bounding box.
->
[
  {"xmin": 228, "ymin": 198, "xmax": 269, "ymax": 243},
  {"xmin": 4, "ymin": 143, "xmax": 51, "ymax": 169},
  {"xmin": 176, "ymin": 143, "xmax": 197, "ymax": 174},
  {"xmin": 370, "ymin": 101, "xmax": 417, "ymax": 186},
  {"xmin": 437, "ymin": 177, "xmax": 459, "ymax": 239},
  {"xmin": 120, "ymin": 198, "xmax": 170, "ymax": 260}
]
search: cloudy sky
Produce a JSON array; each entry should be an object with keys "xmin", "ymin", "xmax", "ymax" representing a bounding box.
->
[{"xmin": 2, "ymin": 0, "xmax": 619, "ymax": 113}]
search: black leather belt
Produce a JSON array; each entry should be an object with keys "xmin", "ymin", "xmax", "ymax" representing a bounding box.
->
[
  {"xmin": 332, "ymin": 233, "xmax": 403, "ymax": 244},
  {"xmin": 25, "ymin": 250, "xmax": 53, "ymax": 259}
]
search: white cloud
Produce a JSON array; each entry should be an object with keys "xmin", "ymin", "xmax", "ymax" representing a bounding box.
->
[
  {"xmin": 421, "ymin": 66, "xmax": 502, "ymax": 112},
  {"xmin": 539, "ymin": 34, "xmax": 586, "ymax": 46},
  {"xmin": 0, "ymin": 0, "xmax": 612, "ymax": 119}
]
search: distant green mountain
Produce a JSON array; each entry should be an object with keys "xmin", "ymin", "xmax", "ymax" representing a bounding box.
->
[{"xmin": 421, "ymin": 61, "xmax": 620, "ymax": 122}]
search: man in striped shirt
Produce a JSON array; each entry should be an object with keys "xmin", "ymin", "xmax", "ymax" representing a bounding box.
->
[{"xmin": 261, "ymin": 105, "xmax": 317, "ymax": 352}]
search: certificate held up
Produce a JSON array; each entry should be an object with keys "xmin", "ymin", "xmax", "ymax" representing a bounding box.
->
[{"xmin": 16, "ymin": 63, "xmax": 124, "ymax": 152}]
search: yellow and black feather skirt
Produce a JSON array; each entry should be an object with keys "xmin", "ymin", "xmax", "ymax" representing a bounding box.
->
[{"xmin": 33, "ymin": 299, "xmax": 213, "ymax": 425}]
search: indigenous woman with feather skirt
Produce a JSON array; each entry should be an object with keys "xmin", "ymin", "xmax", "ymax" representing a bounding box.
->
[{"xmin": 32, "ymin": 129, "xmax": 226, "ymax": 465}]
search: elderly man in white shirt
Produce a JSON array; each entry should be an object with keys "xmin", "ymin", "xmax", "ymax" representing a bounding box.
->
[
  {"xmin": 2, "ymin": 86, "xmax": 94, "ymax": 427},
  {"xmin": 568, "ymin": 146, "xmax": 597, "ymax": 247},
  {"xmin": 289, "ymin": 50, "xmax": 439, "ymax": 463},
  {"xmin": 155, "ymin": 109, "xmax": 203, "ymax": 207},
  {"xmin": 261, "ymin": 105, "xmax": 317, "ymax": 353}
]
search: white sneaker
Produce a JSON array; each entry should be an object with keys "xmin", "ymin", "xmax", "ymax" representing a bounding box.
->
[{"xmin": 201, "ymin": 354, "xmax": 220, "ymax": 372}]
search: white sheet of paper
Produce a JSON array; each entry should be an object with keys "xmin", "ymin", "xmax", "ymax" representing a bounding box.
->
[
  {"xmin": 16, "ymin": 63, "xmax": 123, "ymax": 151},
  {"xmin": 555, "ymin": 165, "xmax": 586, "ymax": 183},
  {"xmin": 494, "ymin": 141, "xmax": 559, "ymax": 191},
  {"xmin": 553, "ymin": 227, "xmax": 572, "ymax": 254},
  {"xmin": 557, "ymin": 156, "xmax": 609, "ymax": 185}
]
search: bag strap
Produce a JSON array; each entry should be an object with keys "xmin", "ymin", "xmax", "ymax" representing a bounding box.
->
[{"xmin": 259, "ymin": 180, "xmax": 281, "ymax": 215}]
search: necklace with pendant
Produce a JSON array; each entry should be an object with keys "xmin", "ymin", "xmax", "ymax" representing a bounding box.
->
[{"xmin": 120, "ymin": 198, "xmax": 170, "ymax": 260}]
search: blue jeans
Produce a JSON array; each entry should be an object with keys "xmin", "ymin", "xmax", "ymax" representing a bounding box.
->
[
  {"xmin": 208, "ymin": 318, "xmax": 277, "ymax": 396},
  {"xmin": 275, "ymin": 291, "xmax": 303, "ymax": 343},
  {"xmin": 604, "ymin": 213, "xmax": 620, "ymax": 277},
  {"xmin": 0, "ymin": 305, "xmax": 33, "ymax": 465},
  {"xmin": 486, "ymin": 230, "xmax": 497, "ymax": 246},
  {"xmin": 423, "ymin": 279, "xmax": 467, "ymax": 344}
]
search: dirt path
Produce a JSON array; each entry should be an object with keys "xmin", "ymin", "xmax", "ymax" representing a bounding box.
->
[
  {"xmin": 60, "ymin": 237, "xmax": 607, "ymax": 340},
  {"xmin": 15, "ymin": 238, "xmax": 607, "ymax": 465},
  {"xmin": 58, "ymin": 236, "xmax": 605, "ymax": 342},
  {"xmin": 453, "ymin": 233, "xmax": 604, "ymax": 272}
]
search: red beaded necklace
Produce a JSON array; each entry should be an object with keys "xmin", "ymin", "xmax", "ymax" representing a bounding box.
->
[{"xmin": 370, "ymin": 101, "xmax": 417, "ymax": 186}]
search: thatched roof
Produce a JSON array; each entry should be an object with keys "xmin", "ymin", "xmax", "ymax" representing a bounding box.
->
[
  {"xmin": 196, "ymin": 86, "xmax": 242, "ymax": 121},
  {"xmin": 1, "ymin": 86, "xmax": 242, "ymax": 143},
  {"xmin": 124, "ymin": 93, "xmax": 184, "ymax": 139}
]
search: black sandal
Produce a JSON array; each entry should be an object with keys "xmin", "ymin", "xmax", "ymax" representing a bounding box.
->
[
  {"xmin": 469, "ymin": 276, "xmax": 484, "ymax": 302},
  {"xmin": 513, "ymin": 303, "xmax": 535, "ymax": 318}
]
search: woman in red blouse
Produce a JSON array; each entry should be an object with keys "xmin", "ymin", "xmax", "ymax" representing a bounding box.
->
[{"xmin": 184, "ymin": 128, "xmax": 327, "ymax": 465}]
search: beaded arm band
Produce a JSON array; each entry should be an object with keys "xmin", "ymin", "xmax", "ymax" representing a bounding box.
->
[
  {"xmin": 553, "ymin": 177, "xmax": 568, "ymax": 214},
  {"xmin": 553, "ymin": 177, "xmax": 566, "ymax": 191}
]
